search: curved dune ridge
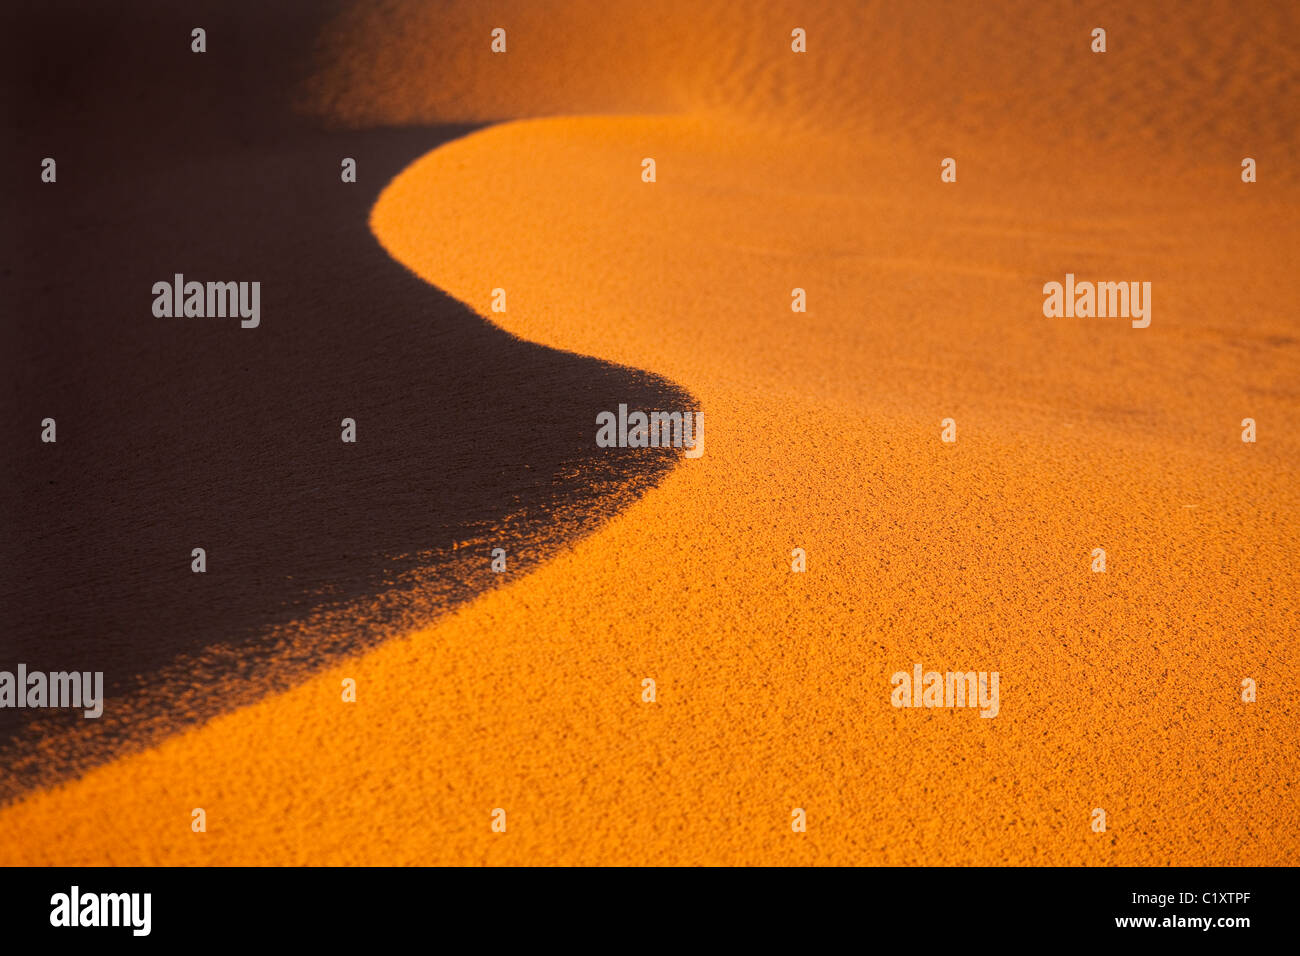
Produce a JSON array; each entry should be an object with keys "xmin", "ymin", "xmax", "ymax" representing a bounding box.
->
[
  {"xmin": 2, "ymin": 0, "xmax": 1298, "ymax": 864},
  {"xmin": 0, "ymin": 1, "xmax": 693, "ymax": 808}
]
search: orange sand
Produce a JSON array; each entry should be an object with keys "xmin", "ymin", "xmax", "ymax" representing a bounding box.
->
[{"xmin": 2, "ymin": 0, "xmax": 1297, "ymax": 864}]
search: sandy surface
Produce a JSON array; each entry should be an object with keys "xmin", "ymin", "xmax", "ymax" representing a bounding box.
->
[{"xmin": 2, "ymin": 0, "xmax": 1297, "ymax": 864}]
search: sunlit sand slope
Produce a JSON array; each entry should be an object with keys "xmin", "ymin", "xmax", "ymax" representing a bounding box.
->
[{"xmin": 1, "ymin": 0, "xmax": 1296, "ymax": 864}]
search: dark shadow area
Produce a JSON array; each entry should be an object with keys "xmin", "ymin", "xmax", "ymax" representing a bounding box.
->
[{"xmin": 0, "ymin": 1, "xmax": 694, "ymax": 800}]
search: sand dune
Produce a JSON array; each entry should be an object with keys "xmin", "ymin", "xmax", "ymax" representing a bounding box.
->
[
  {"xmin": 1, "ymin": 6, "xmax": 685, "ymax": 804},
  {"xmin": 305, "ymin": 0, "xmax": 1299, "ymax": 159},
  {"xmin": 2, "ymin": 0, "xmax": 1297, "ymax": 864}
]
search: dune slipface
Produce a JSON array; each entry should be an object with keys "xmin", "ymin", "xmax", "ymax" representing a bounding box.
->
[
  {"xmin": 1, "ymin": 0, "xmax": 1297, "ymax": 865},
  {"xmin": 0, "ymin": 5, "xmax": 688, "ymax": 814}
]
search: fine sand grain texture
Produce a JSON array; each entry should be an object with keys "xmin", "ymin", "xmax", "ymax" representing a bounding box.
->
[
  {"xmin": 1, "ymin": 5, "xmax": 688, "ymax": 803},
  {"xmin": 2, "ymin": 0, "xmax": 1297, "ymax": 864}
]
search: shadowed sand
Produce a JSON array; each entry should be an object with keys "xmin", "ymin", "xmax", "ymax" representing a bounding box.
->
[
  {"xmin": 1, "ymin": 0, "xmax": 1298, "ymax": 864},
  {"xmin": 0, "ymin": 3, "xmax": 690, "ymax": 802}
]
